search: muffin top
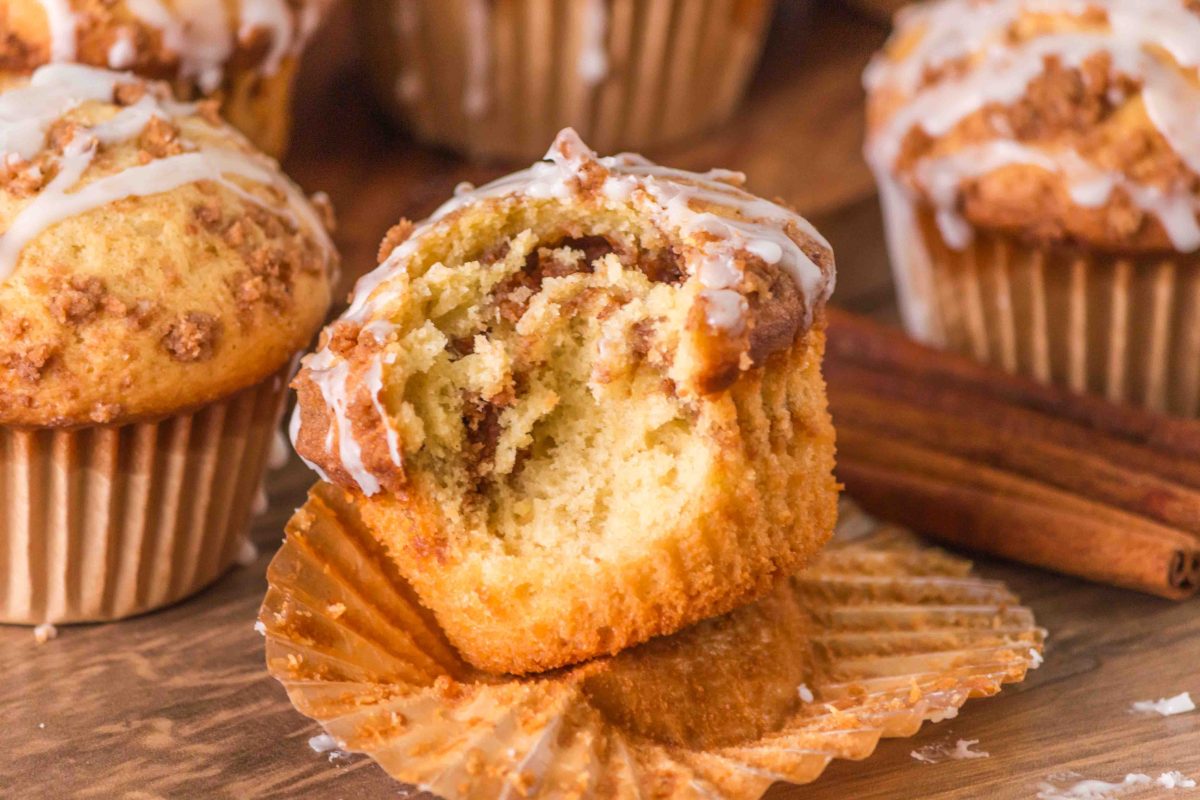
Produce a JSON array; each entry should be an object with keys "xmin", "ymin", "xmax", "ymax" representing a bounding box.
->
[
  {"xmin": 291, "ymin": 129, "xmax": 834, "ymax": 495},
  {"xmin": 1, "ymin": 0, "xmax": 332, "ymax": 94},
  {"xmin": 865, "ymin": 0, "xmax": 1200, "ymax": 253},
  {"xmin": 0, "ymin": 64, "xmax": 337, "ymax": 427}
]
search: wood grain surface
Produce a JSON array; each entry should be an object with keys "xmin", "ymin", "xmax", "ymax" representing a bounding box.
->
[{"xmin": 2, "ymin": 3, "xmax": 1198, "ymax": 799}]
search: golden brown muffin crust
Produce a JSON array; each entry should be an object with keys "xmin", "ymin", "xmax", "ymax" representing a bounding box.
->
[
  {"xmin": 866, "ymin": 0, "xmax": 1200, "ymax": 253},
  {"xmin": 0, "ymin": 0, "xmax": 327, "ymax": 85},
  {"xmin": 292, "ymin": 130, "xmax": 835, "ymax": 495},
  {"xmin": 0, "ymin": 68, "xmax": 337, "ymax": 427}
]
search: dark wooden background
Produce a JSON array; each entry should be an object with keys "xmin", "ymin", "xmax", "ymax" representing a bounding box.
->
[{"xmin": 3, "ymin": 3, "xmax": 1198, "ymax": 798}]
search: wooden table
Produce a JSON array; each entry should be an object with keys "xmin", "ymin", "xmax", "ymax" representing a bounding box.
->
[{"xmin": 3, "ymin": 4, "xmax": 1198, "ymax": 798}]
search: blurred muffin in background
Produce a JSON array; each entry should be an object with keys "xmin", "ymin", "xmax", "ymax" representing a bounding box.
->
[
  {"xmin": 0, "ymin": 65, "xmax": 337, "ymax": 624},
  {"xmin": 865, "ymin": 0, "xmax": 1200, "ymax": 415},
  {"xmin": 0, "ymin": 0, "xmax": 334, "ymax": 156},
  {"xmin": 355, "ymin": 0, "xmax": 779, "ymax": 161}
]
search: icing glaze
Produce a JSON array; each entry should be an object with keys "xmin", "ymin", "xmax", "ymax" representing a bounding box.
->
[
  {"xmin": 578, "ymin": 0, "xmax": 609, "ymax": 85},
  {"xmin": 106, "ymin": 29, "xmax": 138, "ymax": 69},
  {"xmin": 294, "ymin": 128, "xmax": 834, "ymax": 496},
  {"xmin": 33, "ymin": 0, "xmax": 330, "ymax": 94},
  {"xmin": 866, "ymin": 0, "xmax": 1200, "ymax": 252},
  {"xmin": 35, "ymin": 0, "xmax": 78, "ymax": 62},
  {"xmin": 390, "ymin": 0, "xmax": 423, "ymax": 103},
  {"xmin": 461, "ymin": 0, "xmax": 491, "ymax": 118},
  {"xmin": 0, "ymin": 64, "xmax": 335, "ymax": 281}
]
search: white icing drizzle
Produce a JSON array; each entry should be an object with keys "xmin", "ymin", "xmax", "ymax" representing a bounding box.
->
[
  {"xmin": 305, "ymin": 348, "xmax": 382, "ymax": 496},
  {"xmin": 462, "ymin": 0, "xmax": 491, "ymax": 118},
  {"xmin": 106, "ymin": 29, "xmax": 138, "ymax": 69},
  {"xmin": 578, "ymin": 0, "xmax": 609, "ymax": 85},
  {"xmin": 0, "ymin": 64, "xmax": 335, "ymax": 281},
  {"xmin": 33, "ymin": 0, "xmax": 329, "ymax": 95},
  {"xmin": 136, "ymin": 0, "xmax": 235, "ymax": 94},
  {"xmin": 36, "ymin": 0, "xmax": 78, "ymax": 62},
  {"xmin": 390, "ymin": 0, "xmax": 423, "ymax": 103},
  {"xmin": 295, "ymin": 128, "xmax": 834, "ymax": 496},
  {"xmin": 865, "ymin": 0, "xmax": 1200, "ymax": 252},
  {"xmin": 238, "ymin": 0, "xmax": 297, "ymax": 77}
]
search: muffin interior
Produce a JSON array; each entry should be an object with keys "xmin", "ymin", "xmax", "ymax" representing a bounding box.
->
[{"xmin": 373, "ymin": 200, "xmax": 712, "ymax": 558}]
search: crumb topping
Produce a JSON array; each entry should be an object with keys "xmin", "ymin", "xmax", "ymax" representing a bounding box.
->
[
  {"xmin": 291, "ymin": 129, "xmax": 834, "ymax": 498},
  {"xmin": 48, "ymin": 275, "xmax": 107, "ymax": 325},
  {"xmin": 161, "ymin": 311, "xmax": 221, "ymax": 362},
  {"xmin": 0, "ymin": 64, "xmax": 338, "ymax": 426},
  {"xmin": 4, "ymin": 0, "xmax": 333, "ymax": 93},
  {"xmin": 866, "ymin": 0, "xmax": 1200, "ymax": 251}
]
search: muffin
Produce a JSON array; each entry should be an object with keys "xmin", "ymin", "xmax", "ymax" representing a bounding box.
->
[
  {"xmin": 865, "ymin": 0, "xmax": 1200, "ymax": 414},
  {"xmin": 290, "ymin": 127, "xmax": 839, "ymax": 674},
  {"xmin": 355, "ymin": 0, "xmax": 779, "ymax": 161},
  {"xmin": 0, "ymin": 64, "xmax": 337, "ymax": 623},
  {"xmin": 0, "ymin": 0, "xmax": 333, "ymax": 157},
  {"xmin": 260, "ymin": 483, "xmax": 1044, "ymax": 799}
]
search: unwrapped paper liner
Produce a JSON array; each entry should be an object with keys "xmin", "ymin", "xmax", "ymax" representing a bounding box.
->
[{"xmin": 261, "ymin": 486, "xmax": 1044, "ymax": 799}]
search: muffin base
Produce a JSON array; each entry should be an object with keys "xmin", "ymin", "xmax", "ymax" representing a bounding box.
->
[
  {"xmin": 0, "ymin": 371, "xmax": 287, "ymax": 624},
  {"xmin": 884, "ymin": 201, "xmax": 1200, "ymax": 417},
  {"xmin": 354, "ymin": 327, "xmax": 839, "ymax": 675},
  {"xmin": 216, "ymin": 59, "xmax": 299, "ymax": 159},
  {"xmin": 261, "ymin": 493, "xmax": 1044, "ymax": 799}
]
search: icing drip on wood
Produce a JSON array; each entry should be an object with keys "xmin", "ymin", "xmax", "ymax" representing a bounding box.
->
[
  {"xmin": 296, "ymin": 128, "xmax": 835, "ymax": 496},
  {"xmin": 0, "ymin": 64, "xmax": 335, "ymax": 281},
  {"xmin": 865, "ymin": 0, "xmax": 1200, "ymax": 252}
]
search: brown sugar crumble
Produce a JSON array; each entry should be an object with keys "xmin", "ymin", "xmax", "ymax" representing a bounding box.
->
[
  {"xmin": 161, "ymin": 311, "xmax": 221, "ymax": 362},
  {"xmin": 138, "ymin": 116, "xmax": 185, "ymax": 160},
  {"xmin": 48, "ymin": 276, "xmax": 107, "ymax": 325},
  {"xmin": 1, "ymin": 342, "xmax": 57, "ymax": 382},
  {"xmin": 113, "ymin": 81, "xmax": 147, "ymax": 107},
  {"xmin": 89, "ymin": 402, "xmax": 123, "ymax": 424},
  {"xmin": 377, "ymin": 219, "xmax": 415, "ymax": 264}
]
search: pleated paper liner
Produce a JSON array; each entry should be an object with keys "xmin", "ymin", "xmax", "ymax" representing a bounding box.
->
[
  {"xmin": 891, "ymin": 203, "xmax": 1200, "ymax": 418},
  {"xmin": 0, "ymin": 369, "xmax": 288, "ymax": 624},
  {"xmin": 261, "ymin": 486, "xmax": 1044, "ymax": 799},
  {"xmin": 356, "ymin": 0, "xmax": 778, "ymax": 161}
]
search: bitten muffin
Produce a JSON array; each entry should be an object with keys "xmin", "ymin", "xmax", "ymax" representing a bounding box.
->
[
  {"xmin": 866, "ymin": 0, "xmax": 1200, "ymax": 414},
  {"xmin": 291, "ymin": 128, "xmax": 838, "ymax": 674},
  {"xmin": 0, "ymin": 0, "xmax": 333, "ymax": 156},
  {"xmin": 0, "ymin": 64, "xmax": 337, "ymax": 623},
  {"xmin": 355, "ymin": 0, "xmax": 778, "ymax": 161}
]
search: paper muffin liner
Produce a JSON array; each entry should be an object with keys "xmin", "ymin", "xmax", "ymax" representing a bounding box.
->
[
  {"xmin": 261, "ymin": 487, "xmax": 1044, "ymax": 799},
  {"xmin": 0, "ymin": 370, "xmax": 289, "ymax": 625},
  {"xmin": 357, "ymin": 0, "xmax": 779, "ymax": 161},
  {"xmin": 218, "ymin": 58, "xmax": 301, "ymax": 159},
  {"xmin": 882, "ymin": 198, "xmax": 1200, "ymax": 417}
]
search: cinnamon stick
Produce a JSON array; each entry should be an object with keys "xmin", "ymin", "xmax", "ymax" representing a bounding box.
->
[
  {"xmin": 826, "ymin": 308, "xmax": 1200, "ymax": 599},
  {"xmin": 826, "ymin": 309, "xmax": 1200, "ymax": 464}
]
